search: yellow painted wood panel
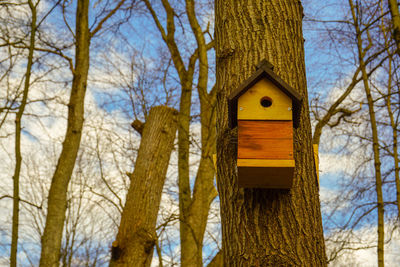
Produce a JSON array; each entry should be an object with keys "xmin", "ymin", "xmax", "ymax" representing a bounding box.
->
[
  {"xmin": 313, "ymin": 144, "xmax": 319, "ymax": 182},
  {"xmin": 237, "ymin": 159, "xmax": 295, "ymax": 167},
  {"xmin": 237, "ymin": 77, "xmax": 292, "ymax": 121},
  {"xmin": 213, "ymin": 154, "xmax": 217, "ymax": 170}
]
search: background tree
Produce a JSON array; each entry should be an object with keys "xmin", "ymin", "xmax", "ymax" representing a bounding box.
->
[
  {"xmin": 0, "ymin": 0, "xmax": 60, "ymax": 265},
  {"xmin": 40, "ymin": 0, "xmax": 130, "ymax": 265},
  {"xmin": 10, "ymin": 1, "xmax": 37, "ymax": 266},
  {"xmin": 143, "ymin": 1, "xmax": 218, "ymax": 265},
  {"xmin": 378, "ymin": 4, "xmax": 400, "ymax": 218},
  {"xmin": 349, "ymin": 1, "xmax": 385, "ymax": 265},
  {"xmin": 388, "ymin": 0, "xmax": 400, "ymax": 55},
  {"xmin": 305, "ymin": 0, "xmax": 400, "ymax": 264}
]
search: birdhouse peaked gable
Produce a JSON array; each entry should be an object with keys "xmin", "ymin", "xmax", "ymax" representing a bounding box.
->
[{"xmin": 228, "ymin": 59, "xmax": 302, "ymax": 128}]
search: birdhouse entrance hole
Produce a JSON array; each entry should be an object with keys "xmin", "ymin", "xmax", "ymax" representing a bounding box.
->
[{"xmin": 260, "ymin": 96, "xmax": 273, "ymax": 108}]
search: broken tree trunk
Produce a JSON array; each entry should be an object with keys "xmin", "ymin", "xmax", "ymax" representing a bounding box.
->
[{"xmin": 109, "ymin": 106, "xmax": 178, "ymax": 267}]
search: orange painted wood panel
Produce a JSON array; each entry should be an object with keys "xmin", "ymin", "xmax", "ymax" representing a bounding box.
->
[
  {"xmin": 238, "ymin": 138, "xmax": 293, "ymax": 159},
  {"xmin": 238, "ymin": 120, "xmax": 292, "ymax": 139},
  {"xmin": 238, "ymin": 120, "xmax": 293, "ymax": 159}
]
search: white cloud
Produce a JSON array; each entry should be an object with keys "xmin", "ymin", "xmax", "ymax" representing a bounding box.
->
[{"xmin": 326, "ymin": 225, "xmax": 400, "ymax": 267}]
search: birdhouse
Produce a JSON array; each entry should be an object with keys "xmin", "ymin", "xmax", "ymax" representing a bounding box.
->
[{"xmin": 228, "ymin": 60, "xmax": 302, "ymax": 188}]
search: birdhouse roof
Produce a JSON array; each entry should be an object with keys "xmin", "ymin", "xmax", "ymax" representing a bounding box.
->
[{"xmin": 228, "ymin": 59, "xmax": 302, "ymax": 128}]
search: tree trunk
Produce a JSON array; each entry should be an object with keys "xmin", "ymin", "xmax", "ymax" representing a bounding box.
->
[
  {"xmin": 385, "ymin": 51, "xmax": 400, "ymax": 224},
  {"xmin": 10, "ymin": 1, "xmax": 36, "ymax": 266},
  {"xmin": 180, "ymin": 102, "xmax": 217, "ymax": 267},
  {"xmin": 109, "ymin": 106, "xmax": 178, "ymax": 267},
  {"xmin": 215, "ymin": 1, "xmax": 327, "ymax": 266},
  {"xmin": 206, "ymin": 250, "xmax": 223, "ymax": 267},
  {"xmin": 39, "ymin": 1, "xmax": 90, "ymax": 266},
  {"xmin": 359, "ymin": 56, "xmax": 385, "ymax": 267},
  {"xmin": 388, "ymin": 0, "xmax": 400, "ymax": 56},
  {"xmin": 381, "ymin": 4, "xmax": 400, "ymax": 223},
  {"xmin": 359, "ymin": 54, "xmax": 385, "ymax": 267}
]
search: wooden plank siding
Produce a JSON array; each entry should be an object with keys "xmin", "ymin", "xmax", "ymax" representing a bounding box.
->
[{"xmin": 238, "ymin": 120, "xmax": 293, "ymax": 159}]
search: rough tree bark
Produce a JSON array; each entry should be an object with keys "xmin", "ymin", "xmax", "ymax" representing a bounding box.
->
[
  {"xmin": 388, "ymin": 0, "xmax": 400, "ymax": 55},
  {"xmin": 39, "ymin": 1, "xmax": 90, "ymax": 266},
  {"xmin": 10, "ymin": 1, "xmax": 37, "ymax": 266},
  {"xmin": 215, "ymin": 1, "xmax": 327, "ymax": 266},
  {"xmin": 386, "ymin": 45, "xmax": 400, "ymax": 222},
  {"xmin": 384, "ymin": 44, "xmax": 400, "ymax": 221},
  {"xmin": 382, "ymin": 0, "xmax": 400, "ymax": 220},
  {"xmin": 109, "ymin": 106, "xmax": 178, "ymax": 267}
]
